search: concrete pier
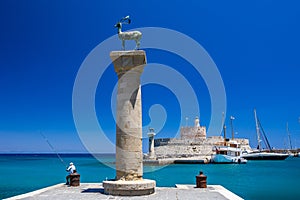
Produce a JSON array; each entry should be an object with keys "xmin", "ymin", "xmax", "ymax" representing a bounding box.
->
[
  {"xmin": 103, "ymin": 50, "xmax": 155, "ymax": 195},
  {"xmin": 4, "ymin": 183, "xmax": 244, "ymax": 200}
]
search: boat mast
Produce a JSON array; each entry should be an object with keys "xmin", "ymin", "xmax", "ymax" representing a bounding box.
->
[
  {"xmin": 287, "ymin": 122, "xmax": 292, "ymax": 150},
  {"xmin": 230, "ymin": 116, "xmax": 235, "ymax": 140},
  {"xmin": 222, "ymin": 112, "xmax": 226, "ymax": 145},
  {"xmin": 254, "ymin": 109, "xmax": 261, "ymax": 151},
  {"xmin": 223, "ymin": 124, "xmax": 227, "ymax": 145}
]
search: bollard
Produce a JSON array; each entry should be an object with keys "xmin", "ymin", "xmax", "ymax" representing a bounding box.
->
[
  {"xmin": 70, "ymin": 173, "xmax": 80, "ymax": 186},
  {"xmin": 196, "ymin": 171, "xmax": 207, "ymax": 188}
]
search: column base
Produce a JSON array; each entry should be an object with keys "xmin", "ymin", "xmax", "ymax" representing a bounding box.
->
[{"xmin": 103, "ymin": 179, "xmax": 156, "ymax": 196}]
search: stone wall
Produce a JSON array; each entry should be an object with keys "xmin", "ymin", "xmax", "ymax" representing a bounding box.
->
[{"xmin": 153, "ymin": 136, "xmax": 251, "ymax": 159}]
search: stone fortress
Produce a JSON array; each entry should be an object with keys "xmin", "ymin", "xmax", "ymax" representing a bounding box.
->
[{"xmin": 146, "ymin": 116, "xmax": 251, "ymax": 162}]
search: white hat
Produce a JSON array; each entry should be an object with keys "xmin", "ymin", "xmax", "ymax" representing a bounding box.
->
[{"xmin": 70, "ymin": 162, "xmax": 73, "ymax": 165}]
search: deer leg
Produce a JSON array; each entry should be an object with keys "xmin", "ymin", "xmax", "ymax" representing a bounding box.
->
[
  {"xmin": 122, "ymin": 40, "xmax": 125, "ymax": 50},
  {"xmin": 136, "ymin": 40, "xmax": 140, "ymax": 50}
]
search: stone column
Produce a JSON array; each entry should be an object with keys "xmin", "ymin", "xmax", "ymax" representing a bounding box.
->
[
  {"xmin": 148, "ymin": 129, "xmax": 156, "ymax": 159},
  {"xmin": 103, "ymin": 50, "xmax": 155, "ymax": 196},
  {"xmin": 111, "ymin": 50, "xmax": 145, "ymax": 181}
]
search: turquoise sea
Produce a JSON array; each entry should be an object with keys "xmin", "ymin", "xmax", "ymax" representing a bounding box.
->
[{"xmin": 0, "ymin": 154, "xmax": 299, "ymax": 200}]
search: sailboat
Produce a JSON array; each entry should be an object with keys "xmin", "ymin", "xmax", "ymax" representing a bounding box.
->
[
  {"xmin": 286, "ymin": 122, "xmax": 299, "ymax": 157},
  {"xmin": 241, "ymin": 109, "xmax": 289, "ymax": 160}
]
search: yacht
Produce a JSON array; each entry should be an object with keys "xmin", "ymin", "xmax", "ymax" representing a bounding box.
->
[
  {"xmin": 211, "ymin": 115, "xmax": 247, "ymax": 164},
  {"xmin": 241, "ymin": 109, "xmax": 289, "ymax": 161},
  {"xmin": 241, "ymin": 150, "xmax": 289, "ymax": 160},
  {"xmin": 211, "ymin": 140, "xmax": 247, "ymax": 164}
]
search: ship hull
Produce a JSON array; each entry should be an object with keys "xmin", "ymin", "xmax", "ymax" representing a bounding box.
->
[
  {"xmin": 211, "ymin": 154, "xmax": 247, "ymax": 164},
  {"xmin": 241, "ymin": 152, "xmax": 289, "ymax": 160}
]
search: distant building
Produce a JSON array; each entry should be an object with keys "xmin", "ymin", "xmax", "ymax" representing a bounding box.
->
[
  {"xmin": 150, "ymin": 116, "xmax": 251, "ymax": 160},
  {"xmin": 180, "ymin": 116, "xmax": 206, "ymax": 139}
]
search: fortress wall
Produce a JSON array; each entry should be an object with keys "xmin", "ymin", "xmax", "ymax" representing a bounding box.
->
[
  {"xmin": 154, "ymin": 144, "xmax": 213, "ymax": 158},
  {"xmin": 153, "ymin": 136, "xmax": 252, "ymax": 158}
]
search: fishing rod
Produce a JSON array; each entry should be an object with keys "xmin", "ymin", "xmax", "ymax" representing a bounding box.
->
[{"xmin": 40, "ymin": 131, "xmax": 67, "ymax": 167}]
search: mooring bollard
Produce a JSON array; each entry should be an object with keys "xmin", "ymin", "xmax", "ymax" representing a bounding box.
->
[
  {"xmin": 196, "ymin": 171, "xmax": 207, "ymax": 188},
  {"xmin": 70, "ymin": 172, "xmax": 80, "ymax": 186}
]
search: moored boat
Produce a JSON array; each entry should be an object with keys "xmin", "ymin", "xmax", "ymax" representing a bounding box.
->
[
  {"xmin": 212, "ymin": 141, "xmax": 247, "ymax": 164},
  {"xmin": 241, "ymin": 109, "xmax": 289, "ymax": 161},
  {"xmin": 242, "ymin": 151, "xmax": 289, "ymax": 160},
  {"xmin": 211, "ymin": 116, "xmax": 247, "ymax": 164}
]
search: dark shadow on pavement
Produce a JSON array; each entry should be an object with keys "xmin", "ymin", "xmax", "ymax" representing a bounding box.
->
[{"xmin": 81, "ymin": 188, "xmax": 105, "ymax": 194}]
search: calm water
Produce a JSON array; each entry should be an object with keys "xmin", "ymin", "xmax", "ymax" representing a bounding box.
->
[{"xmin": 0, "ymin": 154, "xmax": 299, "ymax": 200}]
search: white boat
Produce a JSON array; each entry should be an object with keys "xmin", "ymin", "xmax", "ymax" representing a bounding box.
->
[
  {"xmin": 212, "ymin": 141, "xmax": 247, "ymax": 164},
  {"xmin": 211, "ymin": 115, "xmax": 247, "ymax": 164},
  {"xmin": 241, "ymin": 109, "xmax": 289, "ymax": 161}
]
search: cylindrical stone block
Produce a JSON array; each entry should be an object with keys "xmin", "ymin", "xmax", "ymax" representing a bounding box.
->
[
  {"xmin": 196, "ymin": 171, "xmax": 207, "ymax": 188},
  {"xmin": 148, "ymin": 132, "xmax": 156, "ymax": 159},
  {"xmin": 110, "ymin": 50, "xmax": 146, "ymax": 181},
  {"xmin": 70, "ymin": 173, "xmax": 80, "ymax": 187}
]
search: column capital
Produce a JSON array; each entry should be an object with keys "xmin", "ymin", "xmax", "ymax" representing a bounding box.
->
[{"xmin": 110, "ymin": 50, "xmax": 146, "ymax": 76}]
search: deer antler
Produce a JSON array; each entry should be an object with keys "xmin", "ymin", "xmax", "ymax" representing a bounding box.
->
[{"xmin": 120, "ymin": 15, "xmax": 131, "ymax": 24}]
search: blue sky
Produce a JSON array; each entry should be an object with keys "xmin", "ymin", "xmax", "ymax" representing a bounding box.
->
[{"xmin": 1, "ymin": 0, "xmax": 300, "ymax": 153}]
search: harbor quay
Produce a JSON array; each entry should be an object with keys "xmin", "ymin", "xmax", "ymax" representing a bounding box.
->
[
  {"xmin": 143, "ymin": 116, "xmax": 252, "ymax": 163},
  {"xmin": 3, "ymin": 25, "xmax": 242, "ymax": 200},
  {"xmin": 4, "ymin": 183, "xmax": 243, "ymax": 200}
]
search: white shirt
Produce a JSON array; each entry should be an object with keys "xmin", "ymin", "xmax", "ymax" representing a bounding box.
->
[{"xmin": 67, "ymin": 165, "xmax": 76, "ymax": 174}]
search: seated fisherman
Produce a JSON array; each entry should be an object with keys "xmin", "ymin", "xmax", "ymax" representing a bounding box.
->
[{"xmin": 66, "ymin": 162, "xmax": 76, "ymax": 185}]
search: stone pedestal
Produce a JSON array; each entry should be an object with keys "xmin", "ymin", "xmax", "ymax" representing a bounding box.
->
[
  {"xmin": 103, "ymin": 50, "xmax": 155, "ymax": 196},
  {"xmin": 103, "ymin": 179, "xmax": 155, "ymax": 196}
]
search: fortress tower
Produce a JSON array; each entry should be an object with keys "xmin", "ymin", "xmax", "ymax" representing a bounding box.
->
[{"xmin": 181, "ymin": 116, "xmax": 206, "ymax": 139}]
